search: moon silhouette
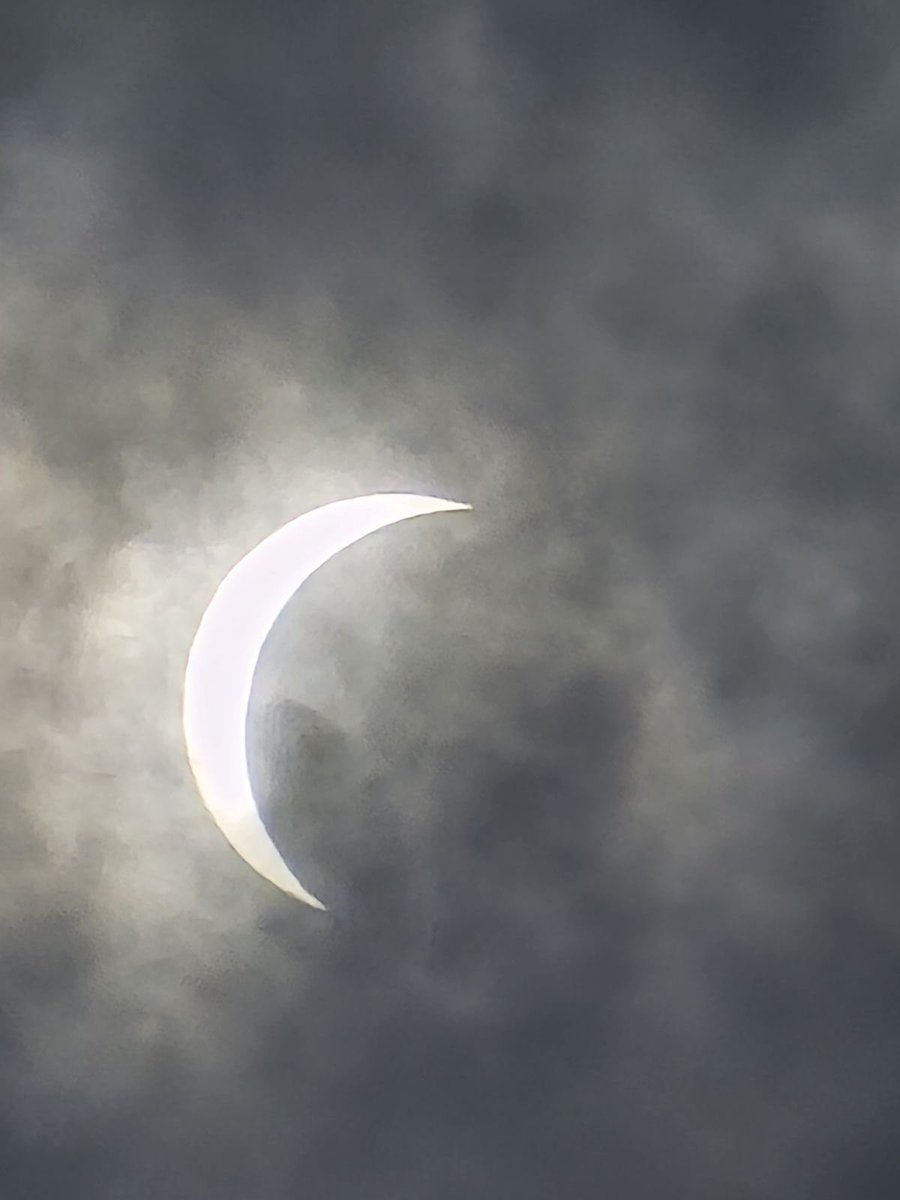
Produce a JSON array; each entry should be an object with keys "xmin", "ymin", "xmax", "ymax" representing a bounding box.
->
[{"xmin": 182, "ymin": 493, "xmax": 471, "ymax": 909}]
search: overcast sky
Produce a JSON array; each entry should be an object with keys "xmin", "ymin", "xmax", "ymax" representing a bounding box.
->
[{"xmin": 4, "ymin": 1, "xmax": 900, "ymax": 1195}]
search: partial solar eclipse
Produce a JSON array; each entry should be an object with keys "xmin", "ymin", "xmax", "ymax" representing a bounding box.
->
[{"xmin": 182, "ymin": 493, "xmax": 471, "ymax": 909}]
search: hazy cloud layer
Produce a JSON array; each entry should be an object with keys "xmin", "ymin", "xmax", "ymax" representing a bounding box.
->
[{"xmin": 3, "ymin": 1, "xmax": 900, "ymax": 1196}]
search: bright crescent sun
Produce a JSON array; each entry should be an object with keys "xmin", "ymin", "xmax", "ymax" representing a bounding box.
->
[{"xmin": 182, "ymin": 493, "xmax": 471, "ymax": 909}]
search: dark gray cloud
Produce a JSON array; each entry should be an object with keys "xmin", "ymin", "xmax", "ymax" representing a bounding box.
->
[{"xmin": 4, "ymin": 1, "xmax": 900, "ymax": 1196}]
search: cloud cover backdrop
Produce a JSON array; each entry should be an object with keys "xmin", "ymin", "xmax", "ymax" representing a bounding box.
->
[{"xmin": 3, "ymin": 0, "xmax": 900, "ymax": 1195}]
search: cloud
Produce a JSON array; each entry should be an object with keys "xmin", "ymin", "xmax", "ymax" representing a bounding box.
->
[{"xmin": 3, "ymin": 1, "xmax": 900, "ymax": 1195}]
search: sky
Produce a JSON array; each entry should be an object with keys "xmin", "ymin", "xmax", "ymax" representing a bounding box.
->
[{"xmin": 3, "ymin": 0, "xmax": 900, "ymax": 1195}]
